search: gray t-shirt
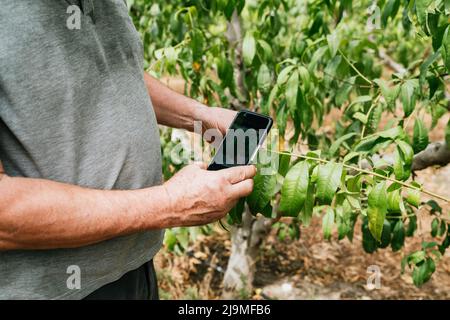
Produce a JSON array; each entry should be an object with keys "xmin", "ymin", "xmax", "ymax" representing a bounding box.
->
[{"xmin": 0, "ymin": 0, "xmax": 164, "ymax": 299}]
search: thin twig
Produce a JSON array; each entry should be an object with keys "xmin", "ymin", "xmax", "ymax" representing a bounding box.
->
[
  {"xmin": 338, "ymin": 49, "xmax": 373, "ymax": 85},
  {"xmin": 322, "ymin": 70, "xmax": 373, "ymax": 88},
  {"xmin": 263, "ymin": 149, "xmax": 450, "ymax": 203}
]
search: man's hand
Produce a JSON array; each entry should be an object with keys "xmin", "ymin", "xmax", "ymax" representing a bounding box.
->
[
  {"xmin": 162, "ymin": 163, "xmax": 256, "ymax": 227},
  {"xmin": 195, "ymin": 106, "xmax": 237, "ymax": 137}
]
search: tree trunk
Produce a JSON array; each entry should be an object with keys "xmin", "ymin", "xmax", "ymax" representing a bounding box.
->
[{"xmin": 221, "ymin": 209, "xmax": 271, "ymax": 299}]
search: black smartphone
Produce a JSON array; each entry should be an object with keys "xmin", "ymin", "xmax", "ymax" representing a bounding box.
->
[{"xmin": 207, "ymin": 110, "xmax": 273, "ymax": 171}]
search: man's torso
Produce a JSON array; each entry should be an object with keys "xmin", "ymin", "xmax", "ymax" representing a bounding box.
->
[{"xmin": 0, "ymin": 0, "xmax": 163, "ymax": 299}]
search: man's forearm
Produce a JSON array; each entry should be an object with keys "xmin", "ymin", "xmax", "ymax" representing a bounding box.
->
[
  {"xmin": 0, "ymin": 174, "xmax": 173, "ymax": 251},
  {"xmin": 144, "ymin": 73, "xmax": 207, "ymax": 132}
]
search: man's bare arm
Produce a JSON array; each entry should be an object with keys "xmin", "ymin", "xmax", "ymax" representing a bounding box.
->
[
  {"xmin": 144, "ymin": 73, "xmax": 236, "ymax": 135},
  {"xmin": 144, "ymin": 73, "xmax": 204, "ymax": 131},
  {"xmin": 0, "ymin": 166, "xmax": 170, "ymax": 250},
  {"xmin": 0, "ymin": 160, "xmax": 255, "ymax": 251}
]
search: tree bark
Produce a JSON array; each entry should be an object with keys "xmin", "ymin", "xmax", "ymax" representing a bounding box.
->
[
  {"xmin": 412, "ymin": 141, "xmax": 450, "ymax": 171},
  {"xmin": 221, "ymin": 209, "xmax": 271, "ymax": 299},
  {"xmin": 358, "ymin": 141, "xmax": 450, "ymax": 172},
  {"xmin": 225, "ymin": 10, "xmax": 247, "ymax": 110}
]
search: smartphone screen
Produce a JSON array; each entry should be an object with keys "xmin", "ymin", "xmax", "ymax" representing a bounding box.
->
[{"xmin": 207, "ymin": 110, "xmax": 273, "ymax": 171}]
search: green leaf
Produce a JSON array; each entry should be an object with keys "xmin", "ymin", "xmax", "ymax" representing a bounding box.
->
[
  {"xmin": 329, "ymin": 132, "xmax": 358, "ymax": 156},
  {"xmin": 406, "ymin": 188, "xmax": 421, "ymax": 208},
  {"xmin": 343, "ymin": 151, "xmax": 360, "ymax": 163},
  {"xmin": 278, "ymin": 153, "xmax": 291, "ymax": 177},
  {"xmin": 391, "ymin": 220, "xmax": 406, "ymax": 252},
  {"xmin": 279, "ymin": 161, "xmax": 310, "ymax": 217},
  {"xmin": 217, "ymin": 57, "xmax": 234, "ymax": 88},
  {"xmin": 374, "ymin": 79, "xmax": 399, "ymax": 110},
  {"xmin": 247, "ymin": 169, "xmax": 277, "ymax": 215},
  {"xmin": 438, "ymin": 221, "xmax": 447, "ymax": 237},
  {"xmin": 366, "ymin": 104, "xmax": 383, "ymax": 134},
  {"xmin": 257, "ymin": 64, "xmax": 272, "ymax": 92},
  {"xmin": 176, "ymin": 228, "xmax": 189, "ymax": 250},
  {"xmin": 164, "ymin": 229, "xmax": 178, "ymax": 251},
  {"xmin": 308, "ymin": 45, "xmax": 328, "ymax": 73},
  {"xmin": 379, "ymin": 220, "xmax": 392, "ymax": 248},
  {"xmin": 335, "ymin": 77, "xmax": 355, "ymax": 106},
  {"xmin": 257, "ymin": 40, "xmax": 273, "ymax": 61},
  {"xmin": 367, "ymin": 182, "xmax": 388, "ymax": 241},
  {"xmin": 236, "ymin": 0, "xmax": 245, "ymax": 14},
  {"xmin": 443, "ymin": 26, "xmax": 450, "ymax": 73},
  {"xmin": 419, "ymin": 51, "xmax": 440, "ymax": 87},
  {"xmin": 387, "ymin": 189, "xmax": 402, "ymax": 213},
  {"xmin": 393, "ymin": 148, "xmax": 406, "ymax": 181},
  {"xmin": 228, "ymin": 198, "xmax": 245, "ymax": 225},
  {"xmin": 397, "ymin": 140, "xmax": 414, "ymax": 165},
  {"xmin": 422, "ymin": 241, "xmax": 438, "ymax": 250},
  {"xmin": 431, "ymin": 218, "xmax": 439, "ymax": 237},
  {"xmin": 261, "ymin": 203, "xmax": 273, "ymax": 218},
  {"xmin": 426, "ymin": 199, "xmax": 442, "ymax": 214},
  {"xmin": 400, "ymin": 80, "xmax": 418, "ymax": 117},
  {"xmin": 327, "ymin": 31, "xmax": 340, "ymax": 57},
  {"xmin": 378, "ymin": 126, "xmax": 404, "ymax": 139},
  {"xmin": 164, "ymin": 46, "xmax": 178, "ymax": 66},
  {"xmin": 277, "ymin": 65, "xmax": 295, "ymax": 85},
  {"xmin": 415, "ymin": 0, "xmax": 433, "ymax": 34},
  {"xmin": 285, "ymin": 70, "xmax": 299, "ymax": 113},
  {"xmin": 413, "ymin": 118, "xmax": 429, "ymax": 154},
  {"xmin": 243, "ymin": 33, "xmax": 256, "ymax": 65},
  {"xmin": 316, "ymin": 162, "xmax": 343, "ymax": 205},
  {"xmin": 354, "ymin": 135, "xmax": 383, "ymax": 152},
  {"xmin": 190, "ymin": 29, "xmax": 204, "ymax": 62},
  {"xmin": 393, "ymin": 141, "xmax": 412, "ymax": 181},
  {"xmin": 350, "ymin": 95, "xmax": 372, "ymax": 106},
  {"xmin": 265, "ymin": 85, "xmax": 278, "ymax": 115},
  {"xmin": 301, "ymin": 182, "xmax": 315, "ymax": 226},
  {"xmin": 406, "ymin": 215, "xmax": 418, "ymax": 237},
  {"xmin": 298, "ymin": 65, "xmax": 311, "ymax": 92},
  {"xmin": 276, "ymin": 103, "xmax": 288, "ymax": 136},
  {"xmin": 382, "ymin": 0, "xmax": 400, "ymax": 27},
  {"xmin": 439, "ymin": 234, "xmax": 450, "ymax": 254},
  {"xmin": 362, "ymin": 217, "xmax": 378, "ymax": 253},
  {"xmin": 354, "ymin": 127, "xmax": 403, "ymax": 152},
  {"xmin": 223, "ymin": 0, "xmax": 236, "ymax": 20},
  {"xmin": 353, "ymin": 112, "xmax": 368, "ymax": 124},
  {"xmin": 322, "ymin": 208, "xmax": 335, "ymax": 240},
  {"xmin": 408, "ymin": 250, "xmax": 426, "ymax": 265},
  {"xmin": 412, "ymin": 257, "xmax": 435, "ymax": 287}
]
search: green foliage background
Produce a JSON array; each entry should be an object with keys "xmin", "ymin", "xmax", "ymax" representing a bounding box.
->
[{"xmin": 128, "ymin": 0, "xmax": 450, "ymax": 287}]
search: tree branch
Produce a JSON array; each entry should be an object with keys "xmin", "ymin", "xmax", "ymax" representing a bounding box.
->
[
  {"xmin": 412, "ymin": 141, "xmax": 450, "ymax": 171},
  {"xmin": 378, "ymin": 48, "xmax": 407, "ymax": 74},
  {"xmin": 361, "ymin": 141, "xmax": 450, "ymax": 172},
  {"xmin": 226, "ymin": 11, "xmax": 247, "ymax": 110}
]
